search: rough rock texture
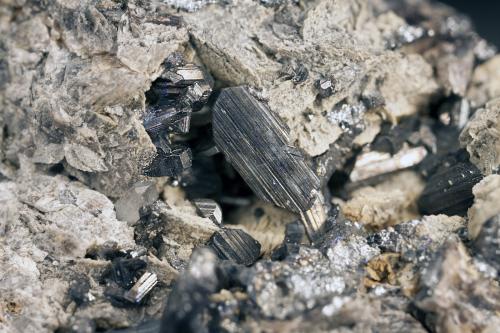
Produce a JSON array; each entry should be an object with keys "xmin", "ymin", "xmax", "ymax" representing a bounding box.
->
[
  {"xmin": 468, "ymin": 175, "xmax": 500, "ymax": 239},
  {"xmin": 414, "ymin": 238, "xmax": 500, "ymax": 333},
  {"xmin": 185, "ymin": 0, "xmax": 439, "ymax": 160},
  {"xmin": 460, "ymin": 98, "xmax": 500, "ymax": 175},
  {"xmin": 468, "ymin": 56, "xmax": 500, "ymax": 107},
  {"xmin": 338, "ymin": 171, "xmax": 424, "ymax": 228},
  {"xmin": 0, "ymin": 162, "xmax": 139, "ymax": 332}
]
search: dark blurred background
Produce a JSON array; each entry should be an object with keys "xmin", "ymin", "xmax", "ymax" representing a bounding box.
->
[{"xmin": 439, "ymin": 0, "xmax": 500, "ymax": 47}]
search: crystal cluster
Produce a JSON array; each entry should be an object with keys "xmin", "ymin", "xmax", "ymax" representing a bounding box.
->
[{"xmin": 143, "ymin": 54, "xmax": 212, "ymax": 178}]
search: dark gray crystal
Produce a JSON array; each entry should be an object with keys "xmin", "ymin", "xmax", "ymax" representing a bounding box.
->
[
  {"xmin": 208, "ymin": 228, "xmax": 261, "ymax": 266},
  {"xmin": 192, "ymin": 198, "xmax": 223, "ymax": 225},
  {"xmin": 418, "ymin": 161, "xmax": 483, "ymax": 216},
  {"xmin": 143, "ymin": 147, "xmax": 192, "ymax": 177},
  {"xmin": 212, "ymin": 86, "xmax": 320, "ymax": 213}
]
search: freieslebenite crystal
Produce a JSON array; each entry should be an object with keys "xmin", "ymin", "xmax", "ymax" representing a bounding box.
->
[
  {"xmin": 192, "ymin": 198, "xmax": 223, "ymax": 225},
  {"xmin": 208, "ymin": 228, "xmax": 261, "ymax": 266},
  {"xmin": 143, "ymin": 55, "xmax": 212, "ymax": 178},
  {"xmin": 212, "ymin": 86, "xmax": 325, "ymax": 240},
  {"xmin": 418, "ymin": 161, "xmax": 483, "ymax": 216}
]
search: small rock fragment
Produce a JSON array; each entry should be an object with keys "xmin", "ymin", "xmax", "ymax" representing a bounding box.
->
[
  {"xmin": 271, "ymin": 221, "xmax": 305, "ymax": 260},
  {"xmin": 315, "ymin": 78, "xmax": 334, "ymax": 98},
  {"xmin": 161, "ymin": 248, "xmax": 219, "ymax": 333},
  {"xmin": 467, "ymin": 55, "xmax": 500, "ymax": 107},
  {"xmin": 114, "ymin": 181, "xmax": 159, "ymax": 224},
  {"xmin": 68, "ymin": 277, "xmax": 92, "ymax": 306},
  {"xmin": 208, "ymin": 228, "xmax": 261, "ymax": 266},
  {"xmin": 418, "ymin": 161, "xmax": 483, "ymax": 216},
  {"xmin": 192, "ymin": 198, "xmax": 223, "ymax": 225},
  {"xmin": 340, "ymin": 171, "xmax": 424, "ymax": 228},
  {"xmin": 437, "ymin": 96, "xmax": 470, "ymax": 129}
]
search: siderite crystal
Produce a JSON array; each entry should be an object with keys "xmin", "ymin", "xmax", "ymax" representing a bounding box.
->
[{"xmin": 212, "ymin": 86, "xmax": 324, "ymax": 239}]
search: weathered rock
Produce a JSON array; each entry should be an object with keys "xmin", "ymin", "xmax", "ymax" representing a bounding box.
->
[
  {"xmin": 468, "ymin": 55, "xmax": 500, "ymax": 107},
  {"xmin": 0, "ymin": 0, "xmax": 190, "ymax": 197},
  {"xmin": 1, "ymin": 0, "xmax": 499, "ymax": 332},
  {"xmin": 473, "ymin": 215, "xmax": 500, "ymax": 272},
  {"xmin": 161, "ymin": 248, "xmax": 219, "ymax": 333},
  {"xmin": 414, "ymin": 238, "xmax": 500, "ymax": 333},
  {"xmin": 339, "ymin": 171, "xmax": 424, "ymax": 228},
  {"xmin": 467, "ymin": 175, "xmax": 500, "ymax": 239},
  {"xmin": 185, "ymin": 0, "xmax": 439, "ymax": 161},
  {"xmin": 460, "ymin": 98, "xmax": 500, "ymax": 175},
  {"xmin": 134, "ymin": 199, "xmax": 218, "ymax": 269},
  {"xmin": 0, "ymin": 169, "xmax": 135, "ymax": 332}
]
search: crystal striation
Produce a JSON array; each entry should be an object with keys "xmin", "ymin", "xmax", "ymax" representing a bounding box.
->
[
  {"xmin": 418, "ymin": 161, "xmax": 483, "ymax": 216},
  {"xmin": 208, "ymin": 228, "xmax": 261, "ymax": 266},
  {"xmin": 213, "ymin": 87, "xmax": 323, "ymax": 238}
]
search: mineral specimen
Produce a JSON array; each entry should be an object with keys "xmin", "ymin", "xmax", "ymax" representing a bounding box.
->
[
  {"xmin": 143, "ymin": 146, "xmax": 192, "ymax": 177},
  {"xmin": 350, "ymin": 146, "xmax": 428, "ymax": 183},
  {"xmin": 1, "ymin": 0, "xmax": 500, "ymax": 332},
  {"xmin": 143, "ymin": 56, "xmax": 212, "ymax": 178}
]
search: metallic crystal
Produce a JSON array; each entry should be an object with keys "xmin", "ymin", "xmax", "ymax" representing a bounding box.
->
[
  {"xmin": 208, "ymin": 228, "xmax": 261, "ymax": 266},
  {"xmin": 124, "ymin": 272, "xmax": 158, "ymax": 304},
  {"xmin": 192, "ymin": 198, "xmax": 223, "ymax": 225}
]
